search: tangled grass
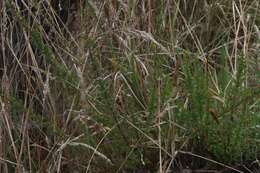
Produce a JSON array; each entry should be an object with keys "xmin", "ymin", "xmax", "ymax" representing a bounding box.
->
[{"xmin": 0, "ymin": 0, "xmax": 259, "ymax": 172}]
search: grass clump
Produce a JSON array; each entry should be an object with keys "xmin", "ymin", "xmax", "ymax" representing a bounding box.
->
[{"xmin": 0, "ymin": 0, "xmax": 259, "ymax": 172}]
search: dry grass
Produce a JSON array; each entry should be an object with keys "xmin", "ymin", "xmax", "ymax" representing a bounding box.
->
[{"xmin": 0, "ymin": 0, "xmax": 259, "ymax": 172}]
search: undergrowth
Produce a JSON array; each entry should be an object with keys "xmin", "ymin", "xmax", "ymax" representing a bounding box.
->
[{"xmin": 0, "ymin": 0, "xmax": 259, "ymax": 173}]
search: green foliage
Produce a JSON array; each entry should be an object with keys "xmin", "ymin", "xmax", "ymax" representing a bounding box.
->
[
  {"xmin": 30, "ymin": 31, "xmax": 78, "ymax": 90},
  {"xmin": 1, "ymin": 0, "xmax": 260, "ymax": 172},
  {"xmin": 174, "ymin": 50, "xmax": 260, "ymax": 163}
]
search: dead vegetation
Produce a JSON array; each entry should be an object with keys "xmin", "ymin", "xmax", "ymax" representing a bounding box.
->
[{"xmin": 0, "ymin": 0, "xmax": 259, "ymax": 172}]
